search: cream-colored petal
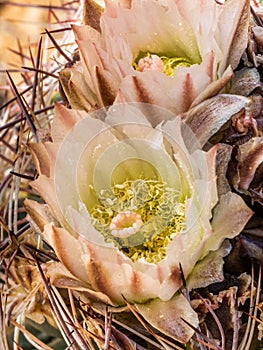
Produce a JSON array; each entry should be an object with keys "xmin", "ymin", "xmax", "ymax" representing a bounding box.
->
[
  {"xmin": 106, "ymin": 102, "xmax": 152, "ymax": 127},
  {"xmin": 46, "ymin": 261, "xmax": 115, "ymax": 305},
  {"xmin": 203, "ymin": 192, "xmax": 253, "ymax": 258},
  {"xmin": 97, "ymin": 109, "xmax": 182, "ymax": 191},
  {"xmin": 51, "ymin": 104, "xmax": 87, "ymax": 142},
  {"xmin": 43, "ymin": 224, "xmax": 91, "ymax": 283},
  {"xmin": 160, "ymin": 218, "xmax": 210, "ymax": 301},
  {"xmin": 191, "ymin": 145, "xmax": 218, "ymax": 208},
  {"xmin": 23, "ymin": 199, "xmax": 57, "ymax": 233},
  {"xmin": 66, "ymin": 203, "xmax": 114, "ymax": 247},
  {"xmin": 80, "ymin": 240, "xmax": 162, "ymax": 304},
  {"xmin": 187, "ymin": 240, "xmax": 232, "ymax": 290},
  {"xmin": 28, "ymin": 143, "xmax": 50, "ymax": 177},
  {"xmin": 136, "ymin": 294, "xmax": 198, "ymax": 343},
  {"xmin": 30, "ymin": 175, "xmax": 65, "ymax": 226},
  {"xmin": 162, "ymin": 118, "xmax": 197, "ymax": 195},
  {"xmin": 52, "ymin": 114, "xmax": 119, "ymax": 212},
  {"xmin": 155, "ymin": 147, "xmax": 218, "ymax": 300}
]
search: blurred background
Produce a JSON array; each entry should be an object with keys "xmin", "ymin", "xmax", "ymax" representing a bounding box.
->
[{"xmin": 0, "ymin": 0, "xmax": 72, "ymax": 104}]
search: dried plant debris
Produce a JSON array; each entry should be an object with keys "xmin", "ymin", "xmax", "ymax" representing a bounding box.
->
[{"xmin": 204, "ymin": 8, "xmax": 263, "ymax": 207}]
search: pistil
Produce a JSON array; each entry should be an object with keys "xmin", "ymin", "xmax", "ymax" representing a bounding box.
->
[
  {"xmin": 110, "ymin": 211, "xmax": 143, "ymax": 238},
  {"xmin": 134, "ymin": 53, "xmax": 192, "ymax": 77}
]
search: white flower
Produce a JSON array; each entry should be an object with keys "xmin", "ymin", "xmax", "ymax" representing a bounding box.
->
[{"xmin": 25, "ymin": 103, "xmax": 253, "ymax": 342}]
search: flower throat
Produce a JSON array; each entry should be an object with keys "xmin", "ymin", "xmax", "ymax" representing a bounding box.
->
[{"xmin": 90, "ymin": 179, "xmax": 186, "ymax": 263}]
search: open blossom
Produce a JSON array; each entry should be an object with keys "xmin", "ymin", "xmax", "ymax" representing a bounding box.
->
[
  {"xmin": 25, "ymin": 103, "xmax": 252, "ymax": 342},
  {"xmin": 59, "ymin": 0, "xmax": 250, "ymax": 113}
]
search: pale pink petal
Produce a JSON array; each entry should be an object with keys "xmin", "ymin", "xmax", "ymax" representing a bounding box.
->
[
  {"xmin": 190, "ymin": 65, "xmax": 233, "ymax": 108},
  {"xmin": 174, "ymin": 0, "xmax": 220, "ymax": 57},
  {"xmin": 117, "ymin": 52, "xmax": 221, "ymax": 114},
  {"xmin": 116, "ymin": 72, "xmax": 179, "ymax": 113},
  {"xmin": 216, "ymin": 0, "xmax": 250, "ymax": 74},
  {"xmin": 75, "ymin": 39, "xmax": 132, "ymax": 108},
  {"xmin": 102, "ymin": 0, "xmax": 200, "ymax": 62},
  {"xmin": 95, "ymin": 65, "xmax": 121, "ymax": 106},
  {"xmin": 41, "ymin": 142, "xmax": 59, "ymax": 175},
  {"xmin": 170, "ymin": 52, "xmax": 215, "ymax": 112}
]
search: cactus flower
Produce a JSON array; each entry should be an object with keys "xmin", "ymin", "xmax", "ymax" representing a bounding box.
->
[
  {"xmin": 59, "ymin": 0, "xmax": 250, "ymax": 113},
  {"xmin": 25, "ymin": 103, "xmax": 252, "ymax": 342}
]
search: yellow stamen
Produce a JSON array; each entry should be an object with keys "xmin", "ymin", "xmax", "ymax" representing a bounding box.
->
[{"xmin": 90, "ymin": 179, "xmax": 186, "ymax": 263}]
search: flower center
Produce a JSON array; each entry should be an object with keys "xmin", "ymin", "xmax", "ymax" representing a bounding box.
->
[
  {"xmin": 110, "ymin": 211, "xmax": 143, "ymax": 238},
  {"xmin": 90, "ymin": 179, "xmax": 186, "ymax": 263},
  {"xmin": 134, "ymin": 53, "xmax": 192, "ymax": 77}
]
